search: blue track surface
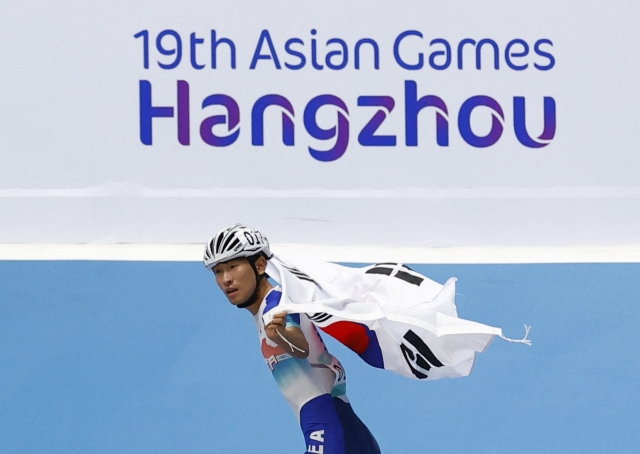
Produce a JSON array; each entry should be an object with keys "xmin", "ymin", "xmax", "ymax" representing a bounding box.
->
[{"xmin": 1, "ymin": 261, "xmax": 638, "ymax": 453}]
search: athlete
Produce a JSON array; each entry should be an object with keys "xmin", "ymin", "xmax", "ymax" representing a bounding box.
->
[{"xmin": 204, "ymin": 224, "xmax": 381, "ymax": 454}]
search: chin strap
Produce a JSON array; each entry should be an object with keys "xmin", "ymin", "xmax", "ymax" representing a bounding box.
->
[{"xmin": 236, "ymin": 260, "xmax": 265, "ymax": 309}]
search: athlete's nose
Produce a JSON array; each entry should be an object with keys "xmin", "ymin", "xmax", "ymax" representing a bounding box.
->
[{"xmin": 222, "ymin": 270, "xmax": 233, "ymax": 286}]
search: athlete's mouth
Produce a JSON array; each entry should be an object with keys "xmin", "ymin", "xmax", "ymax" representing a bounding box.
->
[{"xmin": 226, "ymin": 288, "xmax": 238, "ymax": 296}]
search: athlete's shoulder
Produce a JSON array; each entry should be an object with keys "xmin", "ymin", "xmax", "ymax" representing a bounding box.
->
[{"xmin": 264, "ymin": 287, "xmax": 283, "ymax": 314}]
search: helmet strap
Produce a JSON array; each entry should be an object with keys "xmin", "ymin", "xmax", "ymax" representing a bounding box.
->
[{"xmin": 236, "ymin": 260, "xmax": 264, "ymax": 309}]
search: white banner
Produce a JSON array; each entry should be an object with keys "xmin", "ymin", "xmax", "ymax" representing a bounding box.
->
[{"xmin": 1, "ymin": 1, "xmax": 638, "ymax": 247}]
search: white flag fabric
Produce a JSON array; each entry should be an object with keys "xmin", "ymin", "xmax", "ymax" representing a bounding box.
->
[{"xmin": 264, "ymin": 254, "xmax": 511, "ymax": 381}]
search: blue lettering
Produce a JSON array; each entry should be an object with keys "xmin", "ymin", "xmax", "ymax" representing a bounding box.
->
[
  {"xmin": 250, "ymin": 30, "xmax": 281, "ymax": 69},
  {"xmin": 429, "ymin": 39, "xmax": 451, "ymax": 70},
  {"xmin": 476, "ymin": 39, "xmax": 499, "ymax": 70},
  {"xmin": 505, "ymin": 39, "xmax": 529, "ymax": 71},
  {"xmin": 133, "ymin": 30, "xmax": 149, "ymax": 69},
  {"xmin": 190, "ymin": 33, "xmax": 205, "ymax": 69},
  {"xmin": 458, "ymin": 96, "xmax": 504, "ymax": 147},
  {"xmin": 211, "ymin": 30, "xmax": 236, "ymax": 69},
  {"xmin": 354, "ymin": 38, "xmax": 379, "ymax": 69},
  {"xmin": 138, "ymin": 82, "xmax": 556, "ymax": 155},
  {"xmin": 457, "ymin": 38, "xmax": 476, "ymax": 70},
  {"xmin": 252, "ymin": 95, "xmax": 295, "ymax": 146},
  {"xmin": 357, "ymin": 96, "xmax": 396, "ymax": 146},
  {"xmin": 394, "ymin": 30, "xmax": 424, "ymax": 70},
  {"xmin": 139, "ymin": 80, "xmax": 174, "ymax": 145},
  {"xmin": 303, "ymin": 95, "xmax": 349, "ymax": 162},
  {"xmin": 514, "ymin": 97, "xmax": 556, "ymax": 148},
  {"xmin": 534, "ymin": 39, "xmax": 555, "ymax": 70},
  {"xmin": 326, "ymin": 38, "xmax": 348, "ymax": 70},
  {"xmin": 156, "ymin": 30, "xmax": 182, "ymax": 69},
  {"xmin": 310, "ymin": 29, "xmax": 323, "ymax": 70},
  {"xmin": 284, "ymin": 38, "xmax": 306, "ymax": 70},
  {"xmin": 405, "ymin": 80, "xmax": 449, "ymax": 147},
  {"xmin": 200, "ymin": 94, "xmax": 241, "ymax": 147}
]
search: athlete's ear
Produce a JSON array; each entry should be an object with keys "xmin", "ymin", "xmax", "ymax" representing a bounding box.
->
[{"xmin": 254, "ymin": 255, "xmax": 267, "ymax": 275}]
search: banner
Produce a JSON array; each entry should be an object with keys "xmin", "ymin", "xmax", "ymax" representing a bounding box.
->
[{"xmin": 1, "ymin": 1, "xmax": 638, "ymax": 247}]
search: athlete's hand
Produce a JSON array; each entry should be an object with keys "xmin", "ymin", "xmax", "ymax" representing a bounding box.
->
[
  {"xmin": 265, "ymin": 311, "xmax": 287, "ymax": 341},
  {"xmin": 265, "ymin": 311, "xmax": 309, "ymax": 359}
]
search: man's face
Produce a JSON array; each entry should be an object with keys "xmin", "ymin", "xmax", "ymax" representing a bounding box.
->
[{"xmin": 213, "ymin": 258, "xmax": 257, "ymax": 306}]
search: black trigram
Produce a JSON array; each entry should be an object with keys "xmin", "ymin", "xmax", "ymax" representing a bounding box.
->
[
  {"xmin": 308, "ymin": 312, "xmax": 332, "ymax": 323},
  {"xmin": 400, "ymin": 330, "xmax": 444, "ymax": 379},
  {"xmin": 365, "ymin": 263, "xmax": 424, "ymax": 286},
  {"xmin": 332, "ymin": 362, "xmax": 346, "ymax": 382},
  {"xmin": 283, "ymin": 264, "xmax": 317, "ymax": 285}
]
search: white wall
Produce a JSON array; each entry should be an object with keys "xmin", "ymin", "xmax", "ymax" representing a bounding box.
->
[{"xmin": 1, "ymin": 1, "xmax": 638, "ymax": 247}]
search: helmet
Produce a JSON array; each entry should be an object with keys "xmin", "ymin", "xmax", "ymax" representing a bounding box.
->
[{"xmin": 203, "ymin": 224, "xmax": 273, "ymax": 270}]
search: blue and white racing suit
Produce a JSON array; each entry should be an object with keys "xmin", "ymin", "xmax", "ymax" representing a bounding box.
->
[{"xmin": 254, "ymin": 288, "xmax": 380, "ymax": 454}]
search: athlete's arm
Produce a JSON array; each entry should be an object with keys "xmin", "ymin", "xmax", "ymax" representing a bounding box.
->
[{"xmin": 265, "ymin": 312, "xmax": 309, "ymax": 359}]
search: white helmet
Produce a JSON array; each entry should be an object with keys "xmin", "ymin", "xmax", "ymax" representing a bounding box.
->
[{"xmin": 203, "ymin": 224, "xmax": 273, "ymax": 270}]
